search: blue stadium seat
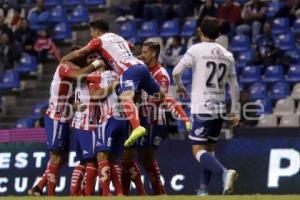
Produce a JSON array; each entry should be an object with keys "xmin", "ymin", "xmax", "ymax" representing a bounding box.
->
[
  {"xmin": 255, "ymin": 99, "xmax": 272, "ymax": 116},
  {"xmin": 127, "ymin": 36, "xmax": 141, "ymax": 45},
  {"xmin": 292, "ymin": 18, "xmax": 300, "ymax": 33},
  {"xmin": 269, "ymin": 81, "xmax": 290, "ymax": 100},
  {"xmin": 286, "ymin": 64, "xmax": 300, "ymax": 82},
  {"xmin": 139, "ymin": 20, "xmax": 158, "ymax": 38},
  {"xmin": 119, "ymin": 21, "xmax": 137, "ymax": 39},
  {"xmin": 160, "ymin": 19, "xmax": 180, "ymax": 38},
  {"xmin": 50, "ymin": 5, "xmax": 67, "ymax": 23},
  {"xmin": 63, "ymin": 0, "xmax": 84, "ymax": 6},
  {"xmin": 15, "ymin": 118, "xmax": 34, "ymax": 128},
  {"xmin": 274, "ymin": 33, "xmax": 294, "ymax": 50},
  {"xmin": 240, "ymin": 66, "xmax": 261, "ymax": 84},
  {"xmin": 236, "ymin": 50, "xmax": 253, "ymax": 67},
  {"xmin": 32, "ymin": 101, "xmax": 48, "ymax": 119},
  {"xmin": 264, "ymin": 65, "xmax": 284, "ymax": 83},
  {"xmin": 181, "ymin": 18, "xmax": 197, "ymax": 38},
  {"xmin": 285, "ymin": 49, "xmax": 300, "ymax": 62},
  {"xmin": 229, "ymin": 35, "xmax": 251, "ymax": 52},
  {"xmin": 272, "ymin": 18, "xmax": 290, "ymax": 35},
  {"xmin": 44, "ymin": 0, "xmax": 62, "ymax": 6},
  {"xmin": 85, "ymin": 0, "xmax": 106, "ymax": 6},
  {"xmin": 52, "ymin": 22, "xmax": 72, "ymax": 40},
  {"xmin": 0, "ymin": 70, "xmax": 20, "ymax": 90},
  {"xmin": 249, "ymin": 82, "xmax": 267, "ymax": 100},
  {"xmin": 69, "ymin": 5, "xmax": 89, "ymax": 24},
  {"xmin": 267, "ymin": 1, "xmax": 283, "ymax": 18},
  {"xmin": 16, "ymin": 54, "xmax": 38, "ymax": 73}
]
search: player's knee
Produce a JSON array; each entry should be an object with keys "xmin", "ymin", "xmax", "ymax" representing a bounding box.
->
[{"xmin": 97, "ymin": 152, "xmax": 108, "ymax": 161}]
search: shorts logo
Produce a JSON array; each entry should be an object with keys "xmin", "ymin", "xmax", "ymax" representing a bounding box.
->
[
  {"xmin": 153, "ymin": 136, "xmax": 162, "ymax": 146},
  {"xmin": 96, "ymin": 141, "xmax": 101, "ymax": 147},
  {"xmin": 83, "ymin": 150, "xmax": 89, "ymax": 155},
  {"xmin": 107, "ymin": 137, "xmax": 112, "ymax": 147},
  {"xmin": 195, "ymin": 127, "xmax": 205, "ymax": 136},
  {"xmin": 124, "ymin": 80, "xmax": 134, "ymax": 87}
]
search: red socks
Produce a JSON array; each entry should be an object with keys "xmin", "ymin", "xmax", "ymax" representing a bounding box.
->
[
  {"xmin": 122, "ymin": 100, "xmax": 140, "ymax": 129},
  {"xmin": 122, "ymin": 161, "xmax": 146, "ymax": 195},
  {"xmin": 36, "ymin": 168, "xmax": 48, "ymax": 191},
  {"xmin": 98, "ymin": 160, "xmax": 111, "ymax": 196},
  {"xmin": 84, "ymin": 163, "xmax": 97, "ymax": 195},
  {"xmin": 164, "ymin": 97, "xmax": 189, "ymax": 123},
  {"xmin": 70, "ymin": 164, "xmax": 85, "ymax": 196},
  {"xmin": 110, "ymin": 163, "xmax": 123, "ymax": 195},
  {"xmin": 143, "ymin": 161, "xmax": 165, "ymax": 195},
  {"xmin": 47, "ymin": 164, "xmax": 59, "ymax": 196}
]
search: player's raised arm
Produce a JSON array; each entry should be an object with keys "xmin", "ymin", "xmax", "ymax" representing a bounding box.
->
[
  {"xmin": 59, "ymin": 59, "xmax": 104, "ymax": 80},
  {"xmin": 227, "ymin": 60, "xmax": 240, "ymax": 127},
  {"xmin": 61, "ymin": 38, "xmax": 102, "ymax": 63}
]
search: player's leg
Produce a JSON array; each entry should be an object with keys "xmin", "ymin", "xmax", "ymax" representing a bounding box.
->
[
  {"xmin": 70, "ymin": 161, "xmax": 86, "ymax": 196},
  {"xmin": 96, "ymin": 120, "xmax": 112, "ymax": 196},
  {"xmin": 121, "ymin": 148, "xmax": 146, "ymax": 196},
  {"xmin": 137, "ymin": 124, "xmax": 165, "ymax": 195}
]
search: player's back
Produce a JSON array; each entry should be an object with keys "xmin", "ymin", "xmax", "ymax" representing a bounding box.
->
[
  {"xmin": 189, "ymin": 42, "xmax": 235, "ymax": 114},
  {"xmin": 47, "ymin": 62, "xmax": 76, "ymax": 122},
  {"xmin": 98, "ymin": 33, "xmax": 143, "ymax": 75}
]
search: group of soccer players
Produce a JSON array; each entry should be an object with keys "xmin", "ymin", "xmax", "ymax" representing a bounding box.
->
[
  {"xmin": 28, "ymin": 18, "xmax": 191, "ymax": 196},
  {"xmin": 28, "ymin": 16, "xmax": 240, "ymax": 196}
]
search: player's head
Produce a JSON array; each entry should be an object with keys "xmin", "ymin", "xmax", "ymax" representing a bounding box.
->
[
  {"xmin": 89, "ymin": 18, "xmax": 109, "ymax": 38},
  {"xmin": 141, "ymin": 41, "xmax": 160, "ymax": 66},
  {"xmin": 199, "ymin": 16, "xmax": 221, "ymax": 41},
  {"xmin": 86, "ymin": 53, "xmax": 99, "ymax": 64}
]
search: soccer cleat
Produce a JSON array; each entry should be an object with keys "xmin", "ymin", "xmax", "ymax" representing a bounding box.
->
[
  {"xmin": 27, "ymin": 186, "xmax": 42, "ymax": 196},
  {"xmin": 185, "ymin": 121, "xmax": 191, "ymax": 132},
  {"xmin": 196, "ymin": 189, "xmax": 208, "ymax": 196},
  {"xmin": 222, "ymin": 169, "xmax": 238, "ymax": 195},
  {"xmin": 124, "ymin": 126, "xmax": 146, "ymax": 147}
]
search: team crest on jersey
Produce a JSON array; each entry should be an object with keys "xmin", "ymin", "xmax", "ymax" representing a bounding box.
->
[
  {"xmin": 211, "ymin": 47, "xmax": 223, "ymax": 56},
  {"xmin": 124, "ymin": 80, "xmax": 134, "ymax": 87}
]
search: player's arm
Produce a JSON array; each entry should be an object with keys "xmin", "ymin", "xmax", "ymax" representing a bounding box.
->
[
  {"xmin": 59, "ymin": 60, "xmax": 105, "ymax": 80},
  {"xmin": 173, "ymin": 49, "xmax": 194, "ymax": 95},
  {"xmin": 60, "ymin": 38, "xmax": 101, "ymax": 63},
  {"xmin": 89, "ymin": 80, "xmax": 120, "ymax": 100},
  {"xmin": 227, "ymin": 62, "xmax": 240, "ymax": 127}
]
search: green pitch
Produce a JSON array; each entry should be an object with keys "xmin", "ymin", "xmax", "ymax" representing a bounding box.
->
[{"xmin": 0, "ymin": 196, "xmax": 299, "ymax": 200}]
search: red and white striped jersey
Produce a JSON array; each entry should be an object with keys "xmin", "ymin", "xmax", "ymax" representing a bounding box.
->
[
  {"xmin": 85, "ymin": 33, "xmax": 144, "ymax": 76},
  {"xmin": 140, "ymin": 64, "xmax": 170, "ymax": 125},
  {"xmin": 46, "ymin": 62, "xmax": 78, "ymax": 122},
  {"xmin": 98, "ymin": 70, "xmax": 126, "ymax": 123},
  {"xmin": 71, "ymin": 71, "xmax": 101, "ymax": 131}
]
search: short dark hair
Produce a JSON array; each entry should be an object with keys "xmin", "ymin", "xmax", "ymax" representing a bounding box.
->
[
  {"xmin": 143, "ymin": 41, "xmax": 161, "ymax": 59},
  {"xmin": 200, "ymin": 17, "xmax": 221, "ymax": 40},
  {"xmin": 89, "ymin": 18, "xmax": 109, "ymax": 32}
]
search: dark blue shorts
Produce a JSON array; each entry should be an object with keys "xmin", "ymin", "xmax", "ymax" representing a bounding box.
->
[
  {"xmin": 44, "ymin": 116, "xmax": 70, "ymax": 152},
  {"xmin": 136, "ymin": 117, "xmax": 166, "ymax": 149},
  {"xmin": 120, "ymin": 64, "xmax": 160, "ymax": 95},
  {"xmin": 96, "ymin": 117, "xmax": 129, "ymax": 156},
  {"xmin": 189, "ymin": 114, "xmax": 224, "ymax": 145},
  {"xmin": 73, "ymin": 128, "xmax": 97, "ymax": 161}
]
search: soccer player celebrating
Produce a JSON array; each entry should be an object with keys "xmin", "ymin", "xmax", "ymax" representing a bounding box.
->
[
  {"xmin": 28, "ymin": 49, "xmax": 104, "ymax": 196},
  {"xmin": 173, "ymin": 17, "xmax": 240, "ymax": 195},
  {"xmin": 70, "ymin": 53, "xmax": 102, "ymax": 196},
  {"xmin": 61, "ymin": 18, "xmax": 190, "ymax": 147},
  {"xmin": 121, "ymin": 41, "xmax": 169, "ymax": 195}
]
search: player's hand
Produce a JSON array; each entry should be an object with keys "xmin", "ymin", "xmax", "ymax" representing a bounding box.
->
[
  {"xmin": 176, "ymin": 86, "xmax": 188, "ymax": 98},
  {"xmin": 230, "ymin": 113, "xmax": 239, "ymax": 127},
  {"xmin": 91, "ymin": 59, "xmax": 106, "ymax": 69}
]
